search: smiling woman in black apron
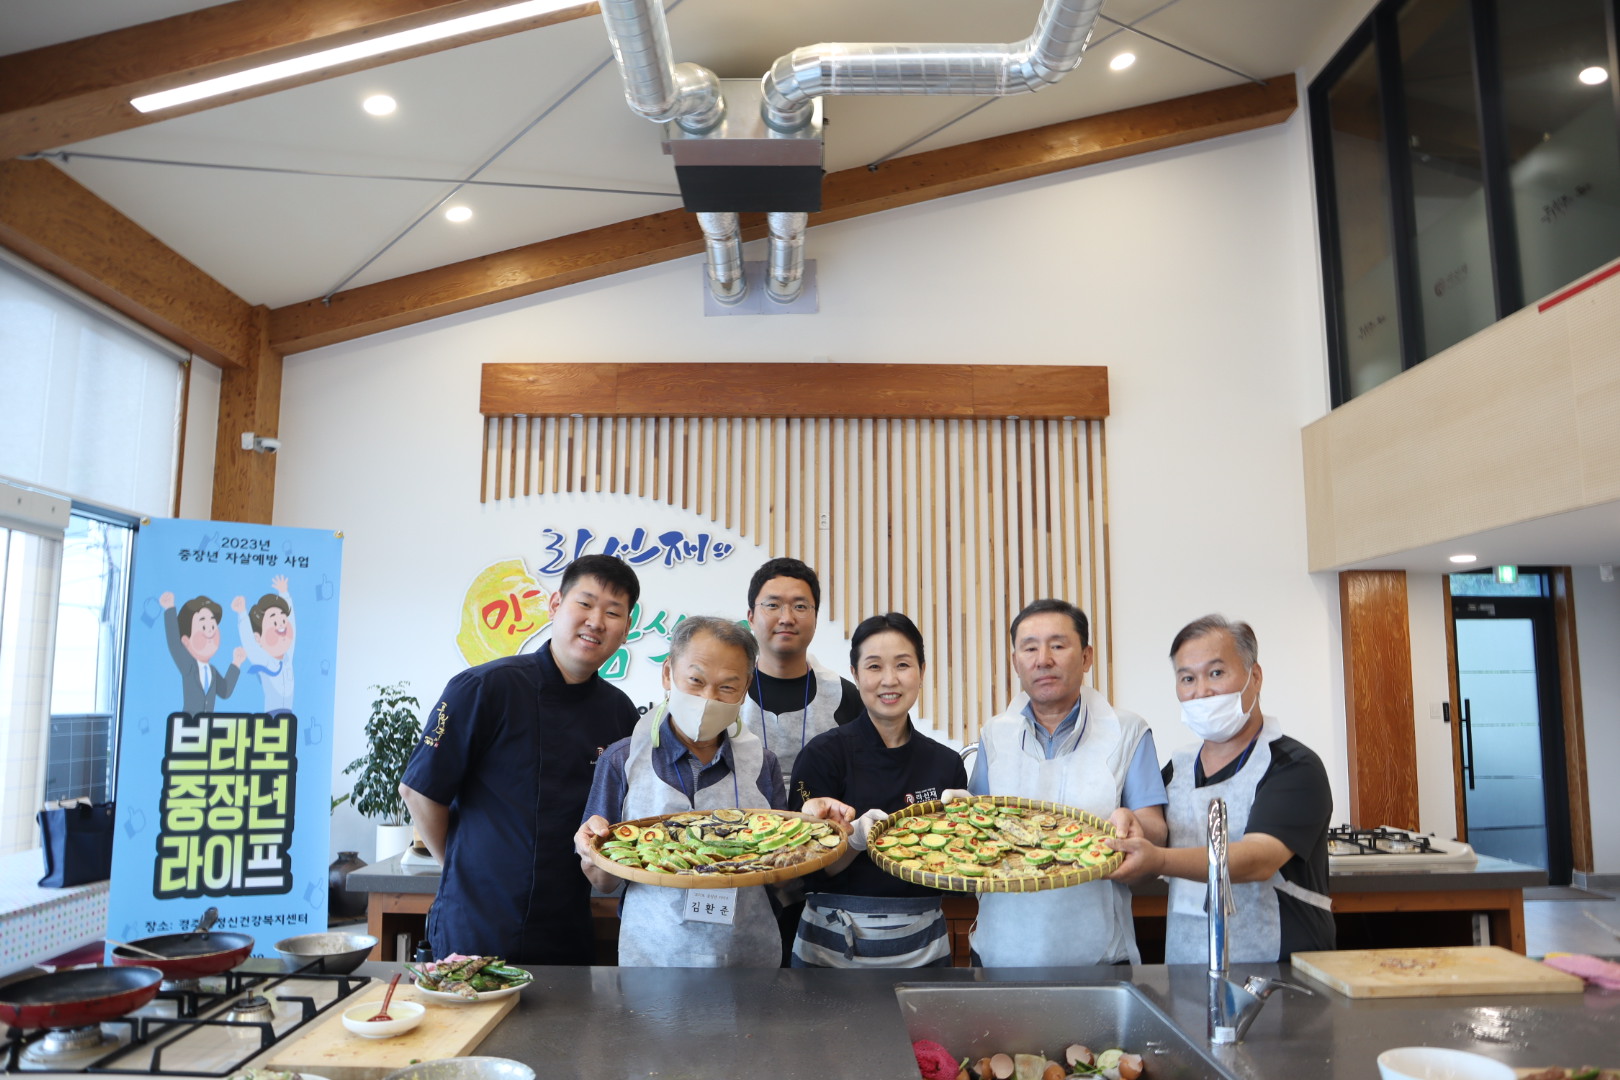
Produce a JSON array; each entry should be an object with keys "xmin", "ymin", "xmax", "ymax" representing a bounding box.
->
[{"xmin": 786, "ymin": 612, "xmax": 968, "ymax": 968}]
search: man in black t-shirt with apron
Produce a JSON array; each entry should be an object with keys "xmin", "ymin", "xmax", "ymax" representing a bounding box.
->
[
  {"xmin": 739, "ymin": 557, "xmax": 862, "ymax": 962},
  {"xmin": 1108, "ymin": 614, "xmax": 1335, "ymax": 963}
]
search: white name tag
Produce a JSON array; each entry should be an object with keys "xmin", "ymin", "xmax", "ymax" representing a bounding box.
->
[{"xmin": 682, "ymin": 887, "xmax": 738, "ymax": 925}]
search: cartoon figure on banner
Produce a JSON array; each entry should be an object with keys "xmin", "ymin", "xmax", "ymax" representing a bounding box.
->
[
  {"xmin": 160, "ymin": 592, "xmax": 245, "ymax": 715},
  {"xmin": 233, "ymin": 575, "xmax": 296, "ymax": 716},
  {"xmin": 457, "ymin": 558, "xmax": 550, "ymax": 665}
]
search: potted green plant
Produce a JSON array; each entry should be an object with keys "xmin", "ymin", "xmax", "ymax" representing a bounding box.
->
[{"xmin": 342, "ymin": 681, "xmax": 422, "ymax": 862}]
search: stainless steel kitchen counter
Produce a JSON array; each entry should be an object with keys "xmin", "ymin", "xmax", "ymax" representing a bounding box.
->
[{"xmin": 358, "ymin": 961, "xmax": 1618, "ymax": 1080}]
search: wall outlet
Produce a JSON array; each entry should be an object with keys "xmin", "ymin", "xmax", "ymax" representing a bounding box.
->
[
  {"xmin": 818, "ymin": 513, "xmax": 830, "ymax": 530},
  {"xmin": 1430, "ymin": 701, "xmax": 1444, "ymax": 720}
]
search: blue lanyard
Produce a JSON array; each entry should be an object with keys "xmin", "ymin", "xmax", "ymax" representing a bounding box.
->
[
  {"xmin": 1198, "ymin": 733, "xmax": 1261, "ymax": 785},
  {"xmin": 754, "ymin": 670, "xmax": 814, "ymax": 755}
]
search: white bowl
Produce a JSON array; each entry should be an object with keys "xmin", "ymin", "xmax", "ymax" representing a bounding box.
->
[
  {"xmin": 1377, "ymin": 1047, "xmax": 1516, "ymax": 1080},
  {"xmin": 342, "ymin": 1000, "xmax": 425, "ymax": 1039}
]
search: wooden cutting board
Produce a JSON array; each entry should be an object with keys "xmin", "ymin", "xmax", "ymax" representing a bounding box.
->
[
  {"xmin": 1290, "ymin": 946, "xmax": 1585, "ymax": 998},
  {"xmin": 265, "ymin": 981, "xmax": 518, "ymax": 1080}
]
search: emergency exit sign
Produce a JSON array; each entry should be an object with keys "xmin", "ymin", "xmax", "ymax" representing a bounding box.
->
[{"xmin": 1496, "ymin": 565, "xmax": 1518, "ymax": 584}]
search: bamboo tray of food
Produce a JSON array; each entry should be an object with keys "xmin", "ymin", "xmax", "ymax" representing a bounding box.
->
[
  {"xmin": 588, "ymin": 808, "xmax": 848, "ymax": 889},
  {"xmin": 868, "ymin": 795, "xmax": 1122, "ymax": 893}
]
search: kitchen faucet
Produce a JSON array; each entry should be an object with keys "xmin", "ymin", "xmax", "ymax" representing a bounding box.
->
[{"xmin": 1206, "ymin": 797, "xmax": 1312, "ymax": 1044}]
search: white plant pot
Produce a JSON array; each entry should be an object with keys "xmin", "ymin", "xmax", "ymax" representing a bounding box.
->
[{"xmin": 375, "ymin": 823, "xmax": 413, "ymax": 862}]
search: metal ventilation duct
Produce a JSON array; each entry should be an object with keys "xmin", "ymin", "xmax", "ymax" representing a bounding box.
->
[
  {"xmin": 600, "ymin": 0, "xmax": 723, "ymax": 133},
  {"xmin": 759, "ymin": 0, "xmax": 1107, "ymax": 133},
  {"xmin": 600, "ymin": 0, "xmax": 1105, "ymax": 307}
]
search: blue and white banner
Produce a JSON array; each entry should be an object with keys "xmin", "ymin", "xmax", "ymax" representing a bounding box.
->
[{"xmin": 109, "ymin": 519, "xmax": 343, "ymax": 954}]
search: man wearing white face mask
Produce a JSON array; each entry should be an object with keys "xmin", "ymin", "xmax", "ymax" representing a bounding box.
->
[
  {"xmin": 1107, "ymin": 615, "xmax": 1335, "ymax": 963},
  {"xmin": 574, "ymin": 615, "xmax": 854, "ymax": 967}
]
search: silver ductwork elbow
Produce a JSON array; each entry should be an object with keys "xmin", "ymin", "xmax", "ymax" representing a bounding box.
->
[
  {"xmin": 696, "ymin": 212, "xmax": 747, "ymax": 305},
  {"xmin": 600, "ymin": 0, "xmax": 724, "ymax": 133},
  {"xmin": 765, "ymin": 212, "xmax": 808, "ymax": 305},
  {"xmin": 761, "ymin": 0, "xmax": 1105, "ymax": 132}
]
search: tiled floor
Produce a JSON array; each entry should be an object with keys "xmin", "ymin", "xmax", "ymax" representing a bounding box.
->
[{"xmin": 1523, "ymin": 893, "xmax": 1620, "ymax": 957}]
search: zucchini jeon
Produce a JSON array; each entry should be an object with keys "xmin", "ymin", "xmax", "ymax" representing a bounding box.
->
[
  {"xmin": 596, "ymin": 809, "xmax": 842, "ymax": 877},
  {"xmin": 869, "ymin": 799, "xmax": 1119, "ymax": 888}
]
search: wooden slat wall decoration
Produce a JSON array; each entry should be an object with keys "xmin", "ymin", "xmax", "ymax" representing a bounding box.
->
[
  {"xmin": 1340, "ymin": 570, "xmax": 1419, "ymax": 829},
  {"xmin": 478, "ymin": 413, "xmax": 1113, "ymax": 743}
]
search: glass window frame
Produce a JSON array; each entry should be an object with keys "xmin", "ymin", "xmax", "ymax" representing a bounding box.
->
[{"xmin": 1310, "ymin": 0, "xmax": 1620, "ymax": 407}]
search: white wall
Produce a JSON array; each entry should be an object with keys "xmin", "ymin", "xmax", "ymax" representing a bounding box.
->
[
  {"xmin": 271, "ymin": 113, "xmax": 1348, "ymax": 860},
  {"xmin": 1573, "ymin": 566, "xmax": 1620, "ymax": 873}
]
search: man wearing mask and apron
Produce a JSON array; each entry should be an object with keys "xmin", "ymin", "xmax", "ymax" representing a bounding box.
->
[
  {"xmin": 575, "ymin": 616, "xmax": 854, "ymax": 967},
  {"xmin": 1107, "ymin": 615, "xmax": 1334, "ymax": 963},
  {"xmin": 950, "ymin": 599, "xmax": 1169, "ymax": 967}
]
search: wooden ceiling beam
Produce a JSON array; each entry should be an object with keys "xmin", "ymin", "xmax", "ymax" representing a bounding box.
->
[
  {"xmin": 268, "ymin": 74, "xmax": 1296, "ymax": 354},
  {"xmin": 0, "ymin": 0, "xmax": 599, "ymax": 161},
  {"xmin": 0, "ymin": 158, "xmax": 258, "ymax": 368}
]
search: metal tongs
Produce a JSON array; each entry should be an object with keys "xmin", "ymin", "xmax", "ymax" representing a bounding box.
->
[{"xmin": 190, "ymin": 906, "xmax": 220, "ymax": 937}]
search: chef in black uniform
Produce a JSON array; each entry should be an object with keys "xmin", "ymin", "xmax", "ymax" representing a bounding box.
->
[
  {"xmin": 399, "ymin": 555, "xmax": 640, "ymax": 964},
  {"xmin": 786, "ymin": 612, "xmax": 967, "ymax": 967}
]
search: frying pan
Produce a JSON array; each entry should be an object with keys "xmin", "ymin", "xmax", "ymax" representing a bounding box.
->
[
  {"xmin": 0, "ymin": 966, "xmax": 164, "ymax": 1030},
  {"xmin": 110, "ymin": 932, "xmax": 254, "ymax": 979}
]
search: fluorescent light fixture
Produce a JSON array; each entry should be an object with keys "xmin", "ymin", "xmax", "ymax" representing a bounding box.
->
[
  {"xmin": 1109, "ymin": 52, "xmax": 1136, "ymax": 71},
  {"xmin": 1448, "ymin": 553, "xmax": 1477, "ymax": 564},
  {"xmin": 131, "ymin": 0, "xmax": 580, "ymax": 113},
  {"xmin": 363, "ymin": 94, "xmax": 397, "ymax": 116},
  {"xmin": 1579, "ymin": 65, "xmax": 1609, "ymax": 85},
  {"xmin": 445, "ymin": 205, "xmax": 473, "ymax": 223}
]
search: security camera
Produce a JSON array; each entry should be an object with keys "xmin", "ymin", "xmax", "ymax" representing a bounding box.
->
[{"xmin": 258, "ymin": 437, "xmax": 281, "ymax": 454}]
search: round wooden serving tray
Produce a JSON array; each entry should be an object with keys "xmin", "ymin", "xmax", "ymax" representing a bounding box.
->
[
  {"xmin": 867, "ymin": 795, "xmax": 1122, "ymax": 894},
  {"xmin": 588, "ymin": 808, "xmax": 849, "ymax": 890}
]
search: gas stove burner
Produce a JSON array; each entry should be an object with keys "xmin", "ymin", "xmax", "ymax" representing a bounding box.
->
[
  {"xmin": 22, "ymin": 1025, "xmax": 113, "ymax": 1063},
  {"xmin": 222, "ymin": 993, "xmax": 274, "ymax": 1024},
  {"xmin": 1379, "ymin": 837, "xmax": 1422, "ymax": 853}
]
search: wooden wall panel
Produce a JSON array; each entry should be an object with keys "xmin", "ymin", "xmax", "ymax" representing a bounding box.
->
[
  {"xmin": 1551, "ymin": 567, "xmax": 1594, "ymax": 874},
  {"xmin": 211, "ymin": 307, "xmax": 281, "ymax": 524},
  {"xmin": 479, "ymin": 363, "xmax": 1109, "ymax": 420},
  {"xmin": 480, "ymin": 414, "xmax": 1112, "ymax": 741},
  {"xmin": 1340, "ymin": 570, "xmax": 1419, "ymax": 829}
]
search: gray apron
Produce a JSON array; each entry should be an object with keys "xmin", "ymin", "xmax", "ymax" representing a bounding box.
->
[
  {"xmin": 739, "ymin": 658, "xmax": 844, "ymax": 793},
  {"xmin": 1163, "ymin": 715, "xmax": 1332, "ymax": 964},
  {"xmin": 616, "ymin": 711, "xmax": 781, "ymax": 967},
  {"xmin": 970, "ymin": 686, "xmax": 1146, "ymax": 967}
]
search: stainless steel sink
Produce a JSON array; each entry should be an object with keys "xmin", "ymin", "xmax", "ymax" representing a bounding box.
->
[{"xmin": 894, "ymin": 983, "xmax": 1237, "ymax": 1080}]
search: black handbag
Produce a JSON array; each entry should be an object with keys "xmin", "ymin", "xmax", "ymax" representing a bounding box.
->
[{"xmin": 37, "ymin": 801, "xmax": 115, "ymax": 887}]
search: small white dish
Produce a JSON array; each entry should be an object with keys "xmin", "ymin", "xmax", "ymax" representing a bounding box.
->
[
  {"xmin": 342, "ymin": 1000, "xmax": 425, "ymax": 1039},
  {"xmin": 1377, "ymin": 1047, "xmax": 1516, "ymax": 1080},
  {"xmin": 411, "ymin": 977, "xmax": 531, "ymax": 1004}
]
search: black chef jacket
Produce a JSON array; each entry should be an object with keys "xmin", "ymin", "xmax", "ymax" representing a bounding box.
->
[{"xmin": 401, "ymin": 641, "xmax": 638, "ymax": 964}]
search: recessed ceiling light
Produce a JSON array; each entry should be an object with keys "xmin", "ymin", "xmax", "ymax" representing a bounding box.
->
[
  {"xmin": 1448, "ymin": 554, "xmax": 1478, "ymax": 564},
  {"xmin": 363, "ymin": 94, "xmax": 397, "ymax": 116},
  {"xmin": 1110, "ymin": 52, "xmax": 1136, "ymax": 72},
  {"xmin": 445, "ymin": 205, "xmax": 473, "ymax": 223},
  {"xmin": 1579, "ymin": 66, "xmax": 1609, "ymax": 85},
  {"xmin": 130, "ymin": 0, "xmax": 582, "ymax": 113}
]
